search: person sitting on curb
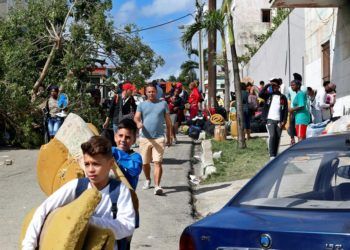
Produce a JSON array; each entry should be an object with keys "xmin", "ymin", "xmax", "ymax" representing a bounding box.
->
[{"xmin": 22, "ymin": 136, "xmax": 135, "ymax": 250}]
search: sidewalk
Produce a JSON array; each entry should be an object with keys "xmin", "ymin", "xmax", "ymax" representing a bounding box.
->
[{"xmin": 193, "ymin": 130, "xmax": 291, "ymax": 218}]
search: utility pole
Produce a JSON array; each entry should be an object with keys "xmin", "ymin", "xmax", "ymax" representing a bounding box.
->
[
  {"xmin": 208, "ymin": 0, "xmax": 217, "ymax": 108},
  {"xmin": 287, "ymin": 14, "xmax": 291, "ymax": 86},
  {"xmin": 195, "ymin": 0, "xmax": 205, "ymax": 92}
]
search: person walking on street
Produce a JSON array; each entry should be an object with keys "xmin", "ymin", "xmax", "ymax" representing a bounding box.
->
[
  {"xmin": 259, "ymin": 78, "xmax": 288, "ymax": 160},
  {"xmin": 314, "ymin": 81, "xmax": 336, "ymax": 123},
  {"xmin": 134, "ymin": 83, "xmax": 172, "ymax": 195},
  {"xmin": 307, "ymin": 87, "xmax": 317, "ymax": 123},
  {"xmin": 289, "ymin": 80, "xmax": 310, "ymax": 142},
  {"xmin": 121, "ymin": 83, "xmax": 137, "ymax": 120},
  {"xmin": 103, "ymin": 90, "xmax": 123, "ymax": 133},
  {"xmin": 46, "ymin": 85, "xmax": 63, "ymax": 139},
  {"xmin": 241, "ymin": 83, "xmax": 252, "ymax": 140},
  {"xmin": 188, "ymin": 82, "xmax": 201, "ymax": 119}
]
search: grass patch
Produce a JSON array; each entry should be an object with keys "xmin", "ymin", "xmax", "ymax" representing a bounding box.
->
[{"xmin": 203, "ymin": 137, "xmax": 269, "ymax": 184}]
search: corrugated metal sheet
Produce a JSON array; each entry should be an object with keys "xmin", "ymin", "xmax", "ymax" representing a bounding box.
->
[{"xmin": 270, "ymin": 0, "xmax": 346, "ymax": 8}]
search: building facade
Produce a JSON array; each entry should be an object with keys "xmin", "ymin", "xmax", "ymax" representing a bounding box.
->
[
  {"xmin": 271, "ymin": 0, "xmax": 350, "ymax": 117},
  {"xmin": 241, "ymin": 8, "xmax": 305, "ymax": 94},
  {"xmin": 0, "ymin": 0, "xmax": 27, "ymax": 18},
  {"xmin": 224, "ymin": 0, "xmax": 274, "ymax": 91}
]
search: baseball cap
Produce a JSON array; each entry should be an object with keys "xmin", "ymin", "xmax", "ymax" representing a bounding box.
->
[{"xmin": 176, "ymin": 82, "xmax": 183, "ymax": 89}]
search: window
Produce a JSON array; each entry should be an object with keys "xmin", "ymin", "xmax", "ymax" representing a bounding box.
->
[
  {"xmin": 261, "ymin": 9, "xmax": 271, "ymax": 23},
  {"xmin": 322, "ymin": 41, "xmax": 330, "ymax": 82}
]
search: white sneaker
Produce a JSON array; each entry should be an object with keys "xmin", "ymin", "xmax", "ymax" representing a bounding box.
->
[
  {"xmin": 142, "ymin": 180, "xmax": 151, "ymax": 190},
  {"xmin": 154, "ymin": 186, "xmax": 163, "ymax": 195}
]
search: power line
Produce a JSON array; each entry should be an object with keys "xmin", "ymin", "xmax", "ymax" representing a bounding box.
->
[{"xmin": 117, "ymin": 13, "xmax": 193, "ymax": 34}]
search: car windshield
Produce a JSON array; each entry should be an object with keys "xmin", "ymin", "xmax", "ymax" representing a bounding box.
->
[{"xmin": 232, "ymin": 149, "xmax": 350, "ymax": 209}]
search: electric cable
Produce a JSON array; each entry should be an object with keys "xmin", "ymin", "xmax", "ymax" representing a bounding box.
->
[{"xmin": 116, "ymin": 13, "xmax": 194, "ymax": 34}]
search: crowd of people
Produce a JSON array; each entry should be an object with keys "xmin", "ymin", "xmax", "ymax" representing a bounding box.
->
[
  {"xmin": 245, "ymin": 73, "xmax": 337, "ymax": 159},
  {"xmin": 23, "ymin": 75, "xmax": 338, "ymax": 249}
]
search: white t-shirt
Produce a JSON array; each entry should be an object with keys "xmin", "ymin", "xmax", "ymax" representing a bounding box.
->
[
  {"xmin": 22, "ymin": 179, "xmax": 135, "ymax": 250},
  {"xmin": 267, "ymin": 95, "xmax": 281, "ymax": 121}
]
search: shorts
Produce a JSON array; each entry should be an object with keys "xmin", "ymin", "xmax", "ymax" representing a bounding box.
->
[
  {"xmin": 139, "ymin": 137, "xmax": 165, "ymax": 164},
  {"xmin": 169, "ymin": 114, "xmax": 177, "ymax": 126},
  {"xmin": 295, "ymin": 124, "xmax": 307, "ymax": 139}
]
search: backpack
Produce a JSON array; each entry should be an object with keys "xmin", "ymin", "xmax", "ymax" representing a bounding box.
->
[
  {"xmin": 75, "ymin": 178, "xmax": 136, "ymax": 250},
  {"xmin": 248, "ymin": 95, "xmax": 258, "ymax": 112}
]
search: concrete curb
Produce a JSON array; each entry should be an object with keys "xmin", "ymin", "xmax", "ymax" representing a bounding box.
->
[{"xmin": 200, "ymin": 140, "xmax": 216, "ymax": 178}]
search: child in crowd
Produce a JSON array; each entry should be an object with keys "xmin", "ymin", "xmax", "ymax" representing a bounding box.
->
[
  {"xmin": 112, "ymin": 118, "xmax": 143, "ymax": 190},
  {"xmin": 22, "ymin": 136, "xmax": 136, "ymax": 250}
]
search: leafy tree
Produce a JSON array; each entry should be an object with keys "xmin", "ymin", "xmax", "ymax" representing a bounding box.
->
[
  {"xmin": 0, "ymin": 0, "xmax": 163, "ymax": 147},
  {"xmin": 168, "ymin": 75, "xmax": 177, "ymax": 82},
  {"xmin": 178, "ymin": 60, "xmax": 198, "ymax": 84}
]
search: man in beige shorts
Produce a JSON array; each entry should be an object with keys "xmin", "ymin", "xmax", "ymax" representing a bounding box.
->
[{"xmin": 134, "ymin": 83, "xmax": 172, "ymax": 195}]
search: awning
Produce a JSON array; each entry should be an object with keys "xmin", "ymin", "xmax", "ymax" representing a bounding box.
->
[{"xmin": 270, "ymin": 0, "xmax": 346, "ymax": 8}]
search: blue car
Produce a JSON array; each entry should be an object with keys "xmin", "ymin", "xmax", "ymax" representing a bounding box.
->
[{"xmin": 180, "ymin": 133, "xmax": 350, "ymax": 250}]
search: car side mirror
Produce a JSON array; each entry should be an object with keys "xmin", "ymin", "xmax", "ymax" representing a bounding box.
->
[{"xmin": 337, "ymin": 165, "xmax": 350, "ymax": 179}]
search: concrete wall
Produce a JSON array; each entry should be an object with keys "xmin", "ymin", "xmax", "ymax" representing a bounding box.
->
[
  {"xmin": 332, "ymin": 3, "xmax": 350, "ymax": 116},
  {"xmin": 232, "ymin": 0, "xmax": 272, "ymax": 56},
  {"xmin": 304, "ymin": 4, "xmax": 350, "ymax": 116},
  {"xmin": 242, "ymin": 8, "xmax": 305, "ymax": 94},
  {"xmin": 0, "ymin": 0, "xmax": 9, "ymax": 18},
  {"xmin": 226, "ymin": 0, "xmax": 272, "ymax": 91},
  {"xmin": 304, "ymin": 8, "xmax": 337, "ymax": 90},
  {"xmin": 0, "ymin": 0, "xmax": 28, "ymax": 18}
]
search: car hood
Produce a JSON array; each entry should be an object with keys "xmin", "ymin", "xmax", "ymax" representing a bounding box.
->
[{"xmin": 188, "ymin": 206, "xmax": 350, "ymax": 249}]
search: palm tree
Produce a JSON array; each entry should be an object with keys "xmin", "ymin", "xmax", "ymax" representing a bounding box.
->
[
  {"xmin": 181, "ymin": 4, "xmax": 246, "ymax": 148},
  {"xmin": 181, "ymin": 10, "xmax": 230, "ymax": 110},
  {"xmin": 222, "ymin": 0, "xmax": 246, "ymax": 148},
  {"xmin": 180, "ymin": 60, "xmax": 199, "ymax": 83}
]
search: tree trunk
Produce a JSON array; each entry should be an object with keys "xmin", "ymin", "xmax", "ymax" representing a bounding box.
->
[
  {"xmin": 220, "ymin": 32, "xmax": 230, "ymax": 112},
  {"xmin": 227, "ymin": 9, "xmax": 246, "ymax": 148},
  {"xmin": 31, "ymin": 0, "xmax": 77, "ymax": 102},
  {"xmin": 207, "ymin": 0, "xmax": 217, "ymax": 108},
  {"xmin": 31, "ymin": 45, "xmax": 56, "ymax": 102}
]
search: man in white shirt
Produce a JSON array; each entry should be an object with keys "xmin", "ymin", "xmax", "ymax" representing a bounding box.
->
[
  {"xmin": 259, "ymin": 79, "xmax": 288, "ymax": 159},
  {"xmin": 22, "ymin": 136, "xmax": 135, "ymax": 250},
  {"xmin": 314, "ymin": 81, "xmax": 334, "ymax": 123}
]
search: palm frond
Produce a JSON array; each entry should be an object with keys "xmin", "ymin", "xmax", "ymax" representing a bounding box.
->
[
  {"xmin": 203, "ymin": 10, "xmax": 226, "ymax": 34},
  {"xmin": 180, "ymin": 60, "xmax": 199, "ymax": 71},
  {"xmin": 188, "ymin": 48, "xmax": 199, "ymax": 58},
  {"xmin": 180, "ymin": 22, "xmax": 202, "ymax": 53}
]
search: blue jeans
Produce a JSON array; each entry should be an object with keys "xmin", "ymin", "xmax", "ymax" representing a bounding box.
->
[
  {"xmin": 113, "ymin": 124, "xmax": 118, "ymax": 134},
  {"xmin": 48, "ymin": 117, "xmax": 63, "ymax": 136}
]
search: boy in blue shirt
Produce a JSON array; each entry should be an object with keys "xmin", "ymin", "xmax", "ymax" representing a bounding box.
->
[{"xmin": 112, "ymin": 118, "xmax": 142, "ymax": 190}]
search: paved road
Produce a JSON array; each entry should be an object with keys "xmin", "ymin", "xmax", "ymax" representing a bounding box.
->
[
  {"xmin": 131, "ymin": 135, "xmax": 194, "ymax": 249},
  {"xmin": 0, "ymin": 134, "xmax": 194, "ymax": 249},
  {"xmin": 0, "ymin": 148, "xmax": 45, "ymax": 249}
]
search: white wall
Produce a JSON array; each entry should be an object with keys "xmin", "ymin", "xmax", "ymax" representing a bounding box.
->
[
  {"xmin": 232, "ymin": 0, "xmax": 272, "ymax": 56},
  {"xmin": 242, "ymin": 8, "xmax": 305, "ymax": 93},
  {"xmin": 332, "ymin": 3, "xmax": 350, "ymax": 116},
  {"xmin": 304, "ymin": 8, "xmax": 337, "ymax": 90},
  {"xmin": 226, "ymin": 0, "xmax": 272, "ymax": 92},
  {"xmin": 303, "ymin": 4, "xmax": 350, "ymax": 117}
]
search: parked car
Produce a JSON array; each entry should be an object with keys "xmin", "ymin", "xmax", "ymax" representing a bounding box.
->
[{"xmin": 180, "ymin": 133, "xmax": 350, "ymax": 250}]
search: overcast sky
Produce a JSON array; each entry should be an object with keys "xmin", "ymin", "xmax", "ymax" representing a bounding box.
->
[{"xmin": 111, "ymin": 0, "xmax": 223, "ymax": 81}]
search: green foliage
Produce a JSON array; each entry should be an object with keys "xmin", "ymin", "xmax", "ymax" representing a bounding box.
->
[
  {"xmin": 0, "ymin": 0, "xmax": 164, "ymax": 148},
  {"xmin": 168, "ymin": 75, "xmax": 177, "ymax": 82}
]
